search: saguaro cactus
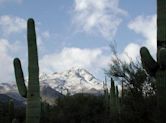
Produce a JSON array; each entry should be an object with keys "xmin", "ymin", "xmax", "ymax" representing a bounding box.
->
[
  {"xmin": 110, "ymin": 78, "xmax": 116, "ymax": 105},
  {"xmin": 103, "ymin": 76, "xmax": 109, "ymax": 113},
  {"xmin": 13, "ymin": 18, "xmax": 41, "ymax": 123},
  {"xmin": 109, "ymin": 78, "xmax": 119, "ymax": 122},
  {"xmin": 140, "ymin": 0, "xmax": 166, "ymax": 122}
]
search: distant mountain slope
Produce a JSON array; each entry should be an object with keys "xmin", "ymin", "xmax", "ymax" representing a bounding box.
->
[
  {"xmin": 0, "ymin": 94, "xmax": 25, "ymax": 108},
  {"xmin": 0, "ymin": 67, "xmax": 104, "ymax": 105}
]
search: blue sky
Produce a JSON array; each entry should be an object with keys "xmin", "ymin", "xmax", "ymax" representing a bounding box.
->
[{"xmin": 0, "ymin": 0, "xmax": 157, "ymax": 82}]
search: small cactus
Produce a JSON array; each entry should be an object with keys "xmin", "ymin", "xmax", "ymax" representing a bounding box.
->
[
  {"xmin": 13, "ymin": 18, "xmax": 41, "ymax": 123},
  {"xmin": 110, "ymin": 78, "xmax": 116, "ymax": 106},
  {"xmin": 115, "ymin": 86, "xmax": 119, "ymax": 104},
  {"xmin": 103, "ymin": 76, "xmax": 109, "ymax": 113}
]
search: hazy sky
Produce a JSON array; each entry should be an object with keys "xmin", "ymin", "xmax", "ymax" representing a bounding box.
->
[{"xmin": 0, "ymin": 0, "xmax": 156, "ymax": 82}]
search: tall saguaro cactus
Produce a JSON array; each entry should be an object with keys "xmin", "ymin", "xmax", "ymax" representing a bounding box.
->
[
  {"xmin": 13, "ymin": 18, "xmax": 41, "ymax": 123},
  {"xmin": 140, "ymin": 0, "xmax": 166, "ymax": 122}
]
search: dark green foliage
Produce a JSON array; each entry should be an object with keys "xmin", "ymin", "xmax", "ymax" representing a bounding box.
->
[
  {"xmin": 8, "ymin": 99, "xmax": 14, "ymax": 122},
  {"xmin": 0, "ymin": 101, "xmax": 24, "ymax": 123},
  {"xmin": 109, "ymin": 63, "xmax": 157, "ymax": 123},
  {"xmin": 105, "ymin": 43, "xmax": 157, "ymax": 123},
  {"xmin": 40, "ymin": 102, "xmax": 50, "ymax": 123},
  {"xmin": 109, "ymin": 78, "xmax": 119, "ymax": 122},
  {"xmin": 49, "ymin": 94, "xmax": 107, "ymax": 123},
  {"xmin": 140, "ymin": 0, "xmax": 166, "ymax": 122},
  {"xmin": 12, "ymin": 119, "xmax": 19, "ymax": 123},
  {"xmin": 0, "ymin": 101, "xmax": 3, "ymax": 123},
  {"xmin": 103, "ymin": 77, "xmax": 120, "ymax": 122},
  {"xmin": 13, "ymin": 18, "xmax": 41, "ymax": 123},
  {"xmin": 103, "ymin": 77, "xmax": 109, "ymax": 113}
]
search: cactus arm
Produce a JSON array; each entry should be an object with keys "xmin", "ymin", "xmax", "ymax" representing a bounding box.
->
[
  {"xmin": 13, "ymin": 58, "xmax": 27, "ymax": 98},
  {"xmin": 140, "ymin": 47, "xmax": 158, "ymax": 76}
]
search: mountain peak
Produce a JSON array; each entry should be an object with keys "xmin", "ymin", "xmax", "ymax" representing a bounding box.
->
[{"xmin": 40, "ymin": 67, "xmax": 103, "ymax": 95}]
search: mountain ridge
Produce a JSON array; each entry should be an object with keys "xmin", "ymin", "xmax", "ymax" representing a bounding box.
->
[{"xmin": 0, "ymin": 67, "xmax": 104, "ymax": 104}]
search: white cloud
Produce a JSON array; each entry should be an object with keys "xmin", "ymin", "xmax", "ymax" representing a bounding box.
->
[
  {"xmin": 39, "ymin": 47, "xmax": 111, "ymax": 76},
  {"xmin": 73, "ymin": 0, "xmax": 127, "ymax": 39},
  {"xmin": 42, "ymin": 31, "xmax": 50, "ymax": 39},
  {"xmin": 120, "ymin": 15, "xmax": 156, "ymax": 62},
  {"xmin": 0, "ymin": 39, "xmax": 13, "ymax": 82},
  {"xmin": 0, "ymin": 0, "xmax": 22, "ymax": 5},
  {"xmin": 121, "ymin": 43, "xmax": 141, "ymax": 62},
  {"xmin": 128, "ymin": 15, "xmax": 156, "ymax": 52},
  {"xmin": 0, "ymin": 15, "xmax": 26, "ymax": 35}
]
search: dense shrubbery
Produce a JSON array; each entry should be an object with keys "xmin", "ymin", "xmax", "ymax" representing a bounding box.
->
[
  {"xmin": 48, "ymin": 94, "xmax": 107, "ymax": 123},
  {"xmin": 0, "ymin": 82, "xmax": 158, "ymax": 123}
]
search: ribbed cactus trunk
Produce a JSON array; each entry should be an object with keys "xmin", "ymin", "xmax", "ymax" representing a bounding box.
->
[
  {"xmin": 157, "ymin": 1, "xmax": 166, "ymax": 120},
  {"xmin": 13, "ymin": 18, "xmax": 41, "ymax": 123},
  {"xmin": 26, "ymin": 18, "xmax": 40, "ymax": 123},
  {"xmin": 157, "ymin": 0, "xmax": 166, "ymax": 50},
  {"xmin": 140, "ymin": 0, "xmax": 166, "ymax": 122}
]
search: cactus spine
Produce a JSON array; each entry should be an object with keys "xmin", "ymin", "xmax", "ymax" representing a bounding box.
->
[
  {"xmin": 140, "ymin": 0, "xmax": 166, "ymax": 122},
  {"xmin": 13, "ymin": 18, "xmax": 41, "ymax": 123}
]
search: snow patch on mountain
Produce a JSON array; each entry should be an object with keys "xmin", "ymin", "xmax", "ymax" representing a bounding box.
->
[{"xmin": 39, "ymin": 67, "xmax": 103, "ymax": 95}]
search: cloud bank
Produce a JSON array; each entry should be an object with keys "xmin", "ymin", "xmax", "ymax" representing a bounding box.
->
[
  {"xmin": 39, "ymin": 47, "xmax": 111, "ymax": 76},
  {"xmin": 73, "ymin": 0, "xmax": 127, "ymax": 39},
  {"xmin": 0, "ymin": 0, "xmax": 22, "ymax": 5},
  {"xmin": 121, "ymin": 15, "xmax": 156, "ymax": 62},
  {"xmin": 0, "ymin": 15, "xmax": 26, "ymax": 36}
]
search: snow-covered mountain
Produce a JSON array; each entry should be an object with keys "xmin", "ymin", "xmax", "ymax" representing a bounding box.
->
[
  {"xmin": 40, "ymin": 67, "xmax": 103, "ymax": 95},
  {"xmin": 0, "ymin": 67, "xmax": 104, "ymax": 104}
]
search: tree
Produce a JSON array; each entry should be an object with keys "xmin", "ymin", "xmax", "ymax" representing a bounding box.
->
[{"xmin": 105, "ymin": 45, "xmax": 157, "ymax": 123}]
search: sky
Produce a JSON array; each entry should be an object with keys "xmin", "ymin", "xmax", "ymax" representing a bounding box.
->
[{"xmin": 0, "ymin": 0, "xmax": 157, "ymax": 83}]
